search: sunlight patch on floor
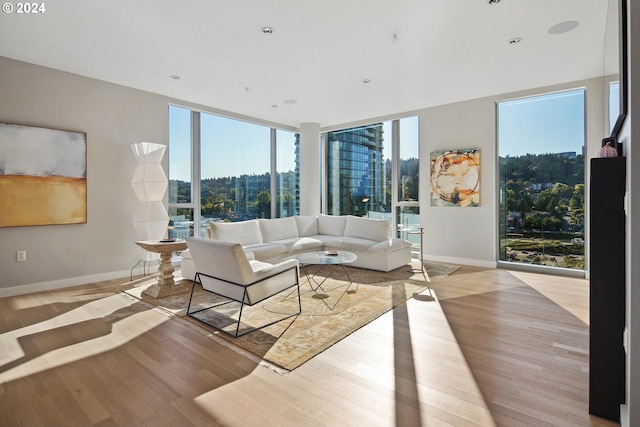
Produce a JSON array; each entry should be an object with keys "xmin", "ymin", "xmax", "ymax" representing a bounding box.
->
[
  {"xmin": 508, "ymin": 270, "xmax": 590, "ymax": 325},
  {"xmin": 0, "ymin": 294, "xmax": 168, "ymax": 384},
  {"xmin": 430, "ymin": 268, "xmax": 527, "ymax": 301}
]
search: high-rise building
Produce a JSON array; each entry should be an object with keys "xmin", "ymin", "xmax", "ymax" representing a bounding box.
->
[
  {"xmin": 277, "ymin": 138, "xmax": 300, "ymax": 218},
  {"xmin": 325, "ymin": 124, "xmax": 385, "ymax": 216}
]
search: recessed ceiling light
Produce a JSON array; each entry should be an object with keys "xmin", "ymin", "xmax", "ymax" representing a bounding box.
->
[
  {"xmin": 283, "ymin": 99, "xmax": 298, "ymax": 104},
  {"xmin": 488, "ymin": 0, "xmax": 500, "ymax": 4},
  {"xmin": 508, "ymin": 37, "xmax": 523, "ymax": 45},
  {"xmin": 261, "ymin": 27, "xmax": 274, "ymax": 35},
  {"xmin": 170, "ymin": 74, "xmax": 181, "ymax": 80},
  {"xmin": 548, "ymin": 21, "xmax": 579, "ymax": 35},
  {"xmin": 362, "ymin": 79, "xmax": 372, "ymax": 84}
]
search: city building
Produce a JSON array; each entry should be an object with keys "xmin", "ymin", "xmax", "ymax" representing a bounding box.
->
[{"xmin": 326, "ymin": 124, "xmax": 386, "ymax": 217}]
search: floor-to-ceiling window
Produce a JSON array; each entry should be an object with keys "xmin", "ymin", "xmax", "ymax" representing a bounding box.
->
[
  {"xmin": 497, "ymin": 89, "xmax": 585, "ymax": 272},
  {"xmin": 200, "ymin": 112, "xmax": 271, "ymax": 230},
  {"xmin": 168, "ymin": 106, "xmax": 299, "ymax": 237},
  {"xmin": 396, "ymin": 116, "xmax": 420, "ymax": 249},
  {"xmin": 168, "ymin": 105, "xmax": 195, "ymax": 239},
  {"xmin": 325, "ymin": 123, "xmax": 387, "ymax": 217},
  {"xmin": 323, "ymin": 116, "xmax": 420, "ymax": 242},
  {"xmin": 170, "ymin": 106, "xmax": 419, "ymax": 242},
  {"xmin": 609, "ymin": 81, "xmax": 620, "ymax": 134}
]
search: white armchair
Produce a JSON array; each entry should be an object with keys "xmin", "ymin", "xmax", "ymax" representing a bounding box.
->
[{"xmin": 186, "ymin": 237, "xmax": 301, "ymax": 337}]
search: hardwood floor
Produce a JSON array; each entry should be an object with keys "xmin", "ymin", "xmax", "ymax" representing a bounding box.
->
[{"xmin": 0, "ymin": 266, "xmax": 620, "ymax": 426}]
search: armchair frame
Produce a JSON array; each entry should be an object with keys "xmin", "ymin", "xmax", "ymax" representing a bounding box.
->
[{"xmin": 187, "ymin": 266, "xmax": 301, "ymax": 337}]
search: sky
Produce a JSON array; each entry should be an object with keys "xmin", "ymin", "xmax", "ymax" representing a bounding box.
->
[
  {"xmin": 609, "ymin": 81, "xmax": 620, "ymax": 133},
  {"xmin": 498, "ymin": 89, "xmax": 586, "ymax": 158}
]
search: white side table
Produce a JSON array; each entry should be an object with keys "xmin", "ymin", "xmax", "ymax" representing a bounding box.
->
[
  {"xmin": 135, "ymin": 239, "xmax": 191, "ymax": 298},
  {"xmin": 406, "ymin": 228, "xmax": 430, "ymax": 282}
]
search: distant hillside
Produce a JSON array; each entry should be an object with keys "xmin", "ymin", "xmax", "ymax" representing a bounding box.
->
[{"xmin": 502, "ymin": 153, "xmax": 584, "ymax": 187}]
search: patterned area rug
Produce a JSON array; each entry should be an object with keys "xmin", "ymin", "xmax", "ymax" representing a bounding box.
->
[{"xmin": 124, "ymin": 260, "xmax": 459, "ymax": 371}]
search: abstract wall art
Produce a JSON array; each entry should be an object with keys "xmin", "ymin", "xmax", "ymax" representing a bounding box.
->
[
  {"xmin": 0, "ymin": 123, "xmax": 87, "ymax": 227},
  {"xmin": 430, "ymin": 148, "xmax": 480, "ymax": 207}
]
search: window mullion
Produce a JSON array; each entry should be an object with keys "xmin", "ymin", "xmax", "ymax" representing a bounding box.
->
[
  {"xmin": 391, "ymin": 119, "xmax": 400, "ymax": 235},
  {"xmin": 270, "ymin": 128, "xmax": 277, "ymax": 218},
  {"xmin": 192, "ymin": 111, "xmax": 202, "ymax": 235}
]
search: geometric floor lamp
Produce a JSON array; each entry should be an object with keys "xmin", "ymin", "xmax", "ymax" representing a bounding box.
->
[{"xmin": 130, "ymin": 142, "xmax": 169, "ymax": 276}]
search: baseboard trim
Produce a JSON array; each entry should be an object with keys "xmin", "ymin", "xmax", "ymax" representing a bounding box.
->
[
  {"xmin": 0, "ymin": 259, "xmax": 185, "ymax": 298},
  {"xmin": 0, "ymin": 269, "xmax": 134, "ymax": 298},
  {"xmin": 423, "ymin": 255, "xmax": 497, "ymax": 269}
]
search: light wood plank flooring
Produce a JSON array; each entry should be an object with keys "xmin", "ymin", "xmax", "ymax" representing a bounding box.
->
[{"xmin": 0, "ymin": 266, "xmax": 620, "ymax": 426}]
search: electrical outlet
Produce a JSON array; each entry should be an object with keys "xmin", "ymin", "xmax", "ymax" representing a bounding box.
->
[{"xmin": 17, "ymin": 250, "xmax": 26, "ymax": 262}]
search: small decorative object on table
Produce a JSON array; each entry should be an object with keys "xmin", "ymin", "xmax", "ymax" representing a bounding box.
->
[{"xmin": 598, "ymin": 137, "xmax": 619, "ymax": 158}]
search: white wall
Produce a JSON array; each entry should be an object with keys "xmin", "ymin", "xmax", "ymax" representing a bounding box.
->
[
  {"xmin": 419, "ymin": 96, "xmax": 497, "ymax": 266},
  {"xmin": 0, "ymin": 56, "xmax": 170, "ymax": 294}
]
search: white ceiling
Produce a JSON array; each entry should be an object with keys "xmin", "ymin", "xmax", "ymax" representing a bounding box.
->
[{"xmin": 0, "ymin": 0, "xmax": 614, "ymax": 129}]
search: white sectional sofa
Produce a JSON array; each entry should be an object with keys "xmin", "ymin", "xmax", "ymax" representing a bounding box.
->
[{"xmin": 180, "ymin": 214, "xmax": 412, "ymax": 280}]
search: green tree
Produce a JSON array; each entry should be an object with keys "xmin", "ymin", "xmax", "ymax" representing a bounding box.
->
[
  {"xmin": 523, "ymin": 214, "xmax": 542, "ymax": 230},
  {"xmin": 545, "ymin": 196, "xmax": 559, "ymax": 214},
  {"xmin": 571, "ymin": 208, "xmax": 585, "ymax": 228},
  {"xmin": 570, "ymin": 183, "xmax": 585, "ymax": 210},
  {"xmin": 542, "ymin": 216, "xmax": 563, "ymax": 231},
  {"xmin": 534, "ymin": 189, "xmax": 552, "ymax": 211},
  {"xmin": 551, "ymin": 182, "xmax": 573, "ymax": 199},
  {"xmin": 506, "ymin": 189, "xmax": 518, "ymax": 211},
  {"xmin": 255, "ymin": 191, "xmax": 271, "ymax": 217},
  {"xmin": 517, "ymin": 191, "xmax": 534, "ymax": 218}
]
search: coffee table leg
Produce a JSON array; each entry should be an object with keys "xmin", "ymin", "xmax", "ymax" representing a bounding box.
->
[
  {"xmin": 304, "ymin": 264, "xmax": 337, "ymax": 293},
  {"xmin": 319, "ymin": 264, "xmax": 354, "ymax": 293},
  {"xmin": 340, "ymin": 264, "xmax": 353, "ymax": 291},
  {"xmin": 283, "ymin": 262, "xmax": 357, "ymax": 310}
]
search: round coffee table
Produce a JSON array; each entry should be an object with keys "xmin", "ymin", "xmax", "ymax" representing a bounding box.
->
[{"xmin": 293, "ymin": 250, "xmax": 357, "ymax": 295}]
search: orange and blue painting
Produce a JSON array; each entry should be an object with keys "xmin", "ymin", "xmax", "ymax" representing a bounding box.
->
[
  {"xmin": 0, "ymin": 123, "xmax": 87, "ymax": 227},
  {"xmin": 430, "ymin": 148, "xmax": 480, "ymax": 207}
]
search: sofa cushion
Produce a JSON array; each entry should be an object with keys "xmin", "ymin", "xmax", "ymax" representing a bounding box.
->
[
  {"xmin": 367, "ymin": 238, "xmax": 412, "ymax": 254},
  {"xmin": 306, "ymin": 235, "xmax": 342, "ymax": 245},
  {"xmin": 295, "ymin": 215, "xmax": 319, "ymax": 237},
  {"xmin": 325, "ymin": 236, "xmax": 379, "ymax": 252},
  {"xmin": 343, "ymin": 215, "xmax": 390, "ymax": 241},
  {"xmin": 317, "ymin": 214, "xmax": 347, "ymax": 236},
  {"xmin": 243, "ymin": 243, "xmax": 289, "ymax": 261},
  {"xmin": 258, "ymin": 217, "xmax": 298, "ymax": 242},
  {"xmin": 208, "ymin": 220, "xmax": 262, "ymax": 245},
  {"xmin": 271, "ymin": 236, "xmax": 324, "ymax": 252}
]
